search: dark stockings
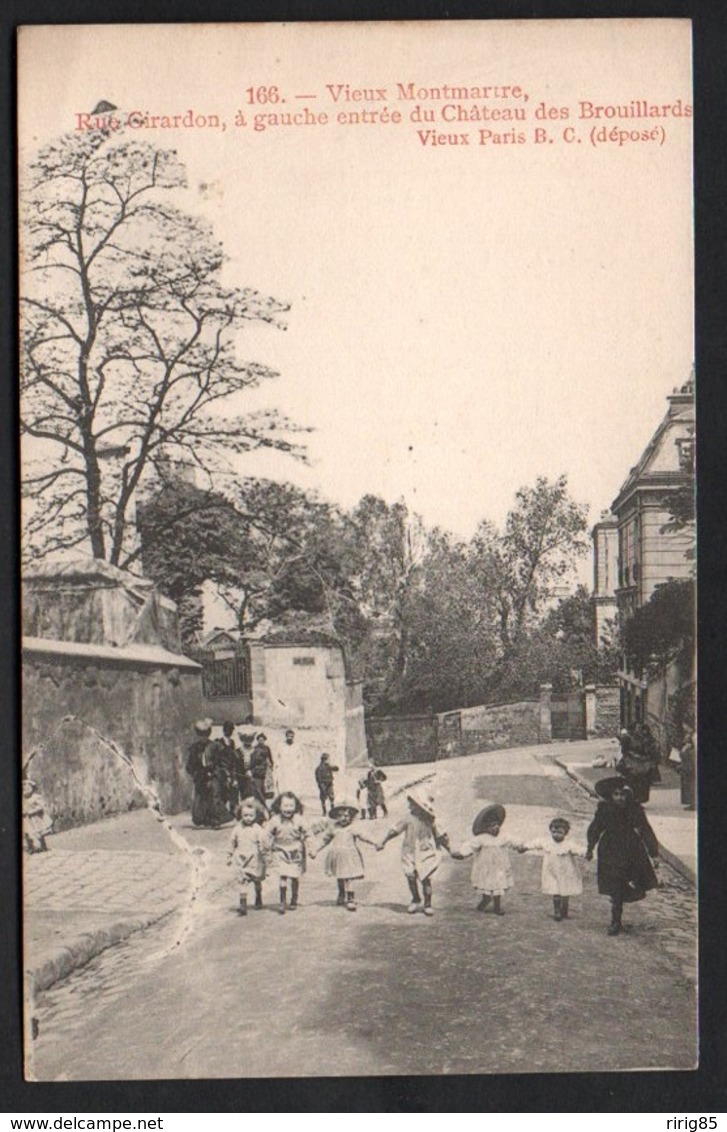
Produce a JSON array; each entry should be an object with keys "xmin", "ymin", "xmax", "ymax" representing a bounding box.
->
[
  {"xmin": 609, "ymin": 897, "xmax": 623, "ymax": 935},
  {"xmin": 279, "ymin": 877, "xmax": 300, "ymax": 913}
]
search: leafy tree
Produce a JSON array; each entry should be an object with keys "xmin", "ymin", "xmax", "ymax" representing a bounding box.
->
[
  {"xmin": 495, "ymin": 475, "xmax": 589, "ymax": 653},
  {"xmin": 138, "ymin": 478, "xmax": 347, "ymax": 645},
  {"xmin": 396, "ymin": 529, "xmax": 500, "ymax": 713},
  {"xmin": 469, "ymin": 474, "xmax": 589, "ymax": 664},
  {"xmin": 342, "ymin": 496, "xmax": 427, "ymax": 709},
  {"xmin": 621, "ymin": 579, "xmax": 695, "ymax": 679},
  {"xmin": 489, "ymin": 586, "xmax": 619, "ymax": 698},
  {"xmin": 20, "ymin": 125, "xmax": 301, "ymax": 567}
]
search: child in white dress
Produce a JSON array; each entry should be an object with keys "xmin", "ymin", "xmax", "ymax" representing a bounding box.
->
[
  {"xmin": 227, "ymin": 797, "xmax": 267, "ymax": 916},
  {"xmin": 523, "ymin": 816, "xmax": 585, "ymax": 921},
  {"xmin": 310, "ymin": 800, "xmax": 379, "ymax": 911},
  {"xmin": 452, "ymin": 803, "xmax": 524, "ymax": 915}
]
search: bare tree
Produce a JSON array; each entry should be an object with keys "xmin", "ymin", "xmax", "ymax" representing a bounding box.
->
[{"xmin": 20, "ymin": 125, "xmax": 303, "ymax": 567}]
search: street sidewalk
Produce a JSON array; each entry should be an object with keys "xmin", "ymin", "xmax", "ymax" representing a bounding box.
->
[
  {"xmin": 24, "ymin": 741, "xmax": 696, "ymax": 999},
  {"xmin": 551, "ymin": 736, "xmax": 697, "ymax": 885}
]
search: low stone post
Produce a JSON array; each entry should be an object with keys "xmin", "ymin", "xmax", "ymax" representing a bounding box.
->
[
  {"xmin": 585, "ymin": 684, "xmax": 597, "ymax": 735},
  {"xmin": 539, "ymin": 684, "xmax": 552, "ymax": 743}
]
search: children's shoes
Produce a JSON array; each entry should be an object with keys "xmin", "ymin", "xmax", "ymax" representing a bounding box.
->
[{"xmin": 407, "ymin": 901, "xmax": 422, "ymax": 914}]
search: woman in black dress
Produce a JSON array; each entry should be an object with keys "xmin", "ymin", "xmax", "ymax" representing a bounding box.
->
[{"xmin": 586, "ymin": 777, "xmax": 660, "ymax": 935}]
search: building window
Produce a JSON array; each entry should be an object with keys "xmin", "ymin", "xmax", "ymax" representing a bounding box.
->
[{"xmin": 293, "ymin": 656, "xmax": 315, "ymax": 666}]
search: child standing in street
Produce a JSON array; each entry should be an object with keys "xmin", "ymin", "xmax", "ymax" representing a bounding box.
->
[
  {"xmin": 364, "ymin": 761, "xmax": 388, "ymax": 819},
  {"xmin": 227, "ymin": 797, "xmax": 267, "ymax": 915},
  {"xmin": 22, "ymin": 778, "xmax": 52, "ymax": 853},
  {"xmin": 314, "ymin": 753, "xmax": 339, "ymax": 816},
  {"xmin": 264, "ymin": 791, "xmax": 310, "ymax": 914},
  {"xmin": 377, "ymin": 788, "xmax": 452, "ymax": 916},
  {"xmin": 451, "ymin": 803, "xmax": 523, "ymax": 915},
  {"xmin": 586, "ymin": 777, "xmax": 660, "ymax": 936},
  {"xmin": 310, "ymin": 800, "xmax": 379, "ymax": 911},
  {"xmin": 522, "ymin": 816, "xmax": 585, "ymax": 921}
]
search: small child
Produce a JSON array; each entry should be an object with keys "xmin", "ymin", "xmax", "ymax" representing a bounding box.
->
[
  {"xmin": 314, "ymin": 753, "xmax": 339, "ymax": 816},
  {"xmin": 310, "ymin": 799, "xmax": 379, "ymax": 911},
  {"xmin": 264, "ymin": 791, "xmax": 310, "ymax": 914},
  {"xmin": 452, "ymin": 803, "xmax": 523, "ymax": 915},
  {"xmin": 364, "ymin": 761, "xmax": 388, "ymax": 820},
  {"xmin": 227, "ymin": 797, "xmax": 267, "ymax": 915},
  {"xmin": 22, "ymin": 778, "xmax": 52, "ymax": 854},
  {"xmin": 522, "ymin": 816, "xmax": 585, "ymax": 921},
  {"xmin": 377, "ymin": 788, "xmax": 452, "ymax": 916}
]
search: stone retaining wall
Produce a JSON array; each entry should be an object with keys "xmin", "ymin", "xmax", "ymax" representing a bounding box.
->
[{"xmin": 22, "ymin": 645, "xmax": 204, "ymax": 829}]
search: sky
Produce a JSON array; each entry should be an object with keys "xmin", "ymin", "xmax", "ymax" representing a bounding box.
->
[{"xmin": 18, "ymin": 20, "xmax": 694, "ymax": 554}]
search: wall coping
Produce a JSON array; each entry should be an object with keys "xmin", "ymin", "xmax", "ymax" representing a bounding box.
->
[{"xmin": 22, "ymin": 636, "xmax": 201, "ymax": 671}]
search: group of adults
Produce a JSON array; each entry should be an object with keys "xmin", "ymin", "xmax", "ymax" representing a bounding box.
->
[
  {"xmin": 185, "ymin": 719, "xmax": 283, "ymax": 828},
  {"xmin": 615, "ymin": 721, "xmax": 662, "ymax": 803},
  {"xmin": 615, "ymin": 718, "xmax": 696, "ymax": 809}
]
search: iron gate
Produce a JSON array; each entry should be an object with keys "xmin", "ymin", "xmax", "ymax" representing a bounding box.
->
[{"xmin": 550, "ymin": 691, "xmax": 586, "ymax": 740}]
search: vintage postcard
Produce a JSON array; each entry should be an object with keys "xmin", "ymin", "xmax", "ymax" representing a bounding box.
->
[{"xmin": 19, "ymin": 20, "xmax": 696, "ymax": 1080}]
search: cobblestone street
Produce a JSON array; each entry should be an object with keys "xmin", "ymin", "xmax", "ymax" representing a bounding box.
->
[{"xmin": 27, "ymin": 750, "xmax": 697, "ymax": 1080}]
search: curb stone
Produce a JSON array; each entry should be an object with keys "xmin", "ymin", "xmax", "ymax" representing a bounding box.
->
[
  {"xmin": 554, "ymin": 757, "xmax": 696, "ymax": 888},
  {"xmin": 27, "ymin": 908, "xmax": 176, "ymax": 996},
  {"xmin": 28, "ymin": 770, "xmax": 437, "ymax": 995}
]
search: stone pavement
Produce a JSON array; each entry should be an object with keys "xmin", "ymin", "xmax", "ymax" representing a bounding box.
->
[
  {"xmin": 23, "ymin": 760, "xmax": 437, "ymax": 998},
  {"xmin": 24, "ymin": 812, "xmax": 193, "ymax": 993},
  {"xmin": 23, "ymin": 739, "xmax": 696, "ymax": 1004},
  {"xmin": 28, "ymin": 744, "xmax": 697, "ymax": 1079}
]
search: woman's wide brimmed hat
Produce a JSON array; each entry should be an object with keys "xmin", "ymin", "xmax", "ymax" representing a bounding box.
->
[
  {"xmin": 472, "ymin": 803, "xmax": 506, "ymax": 835},
  {"xmin": 549, "ymin": 815, "xmax": 571, "ymax": 832},
  {"xmin": 406, "ymin": 788, "xmax": 436, "ymax": 818},
  {"xmin": 194, "ymin": 718, "xmax": 213, "ymax": 734},
  {"xmin": 329, "ymin": 799, "xmax": 359, "ymax": 819},
  {"xmin": 595, "ymin": 776, "xmax": 631, "ymax": 800}
]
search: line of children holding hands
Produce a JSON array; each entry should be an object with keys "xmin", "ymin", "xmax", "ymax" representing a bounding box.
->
[{"xmin": 228, "ymin": 776, "xmax": 660, "ymax": 934}]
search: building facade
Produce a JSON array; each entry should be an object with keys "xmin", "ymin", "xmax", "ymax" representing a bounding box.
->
[
  {"xmin": 610, "ymin": 376, "xmax": 695, "ymax": 732},
  {"xmin": 591, "ymin": 510, "xmax": 619, "ymax": 646}
]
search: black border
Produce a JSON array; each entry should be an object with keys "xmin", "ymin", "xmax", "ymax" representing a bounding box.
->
[{"xmin": 2, "ymin": 0, "xmax": 726, "ymax": 1113}]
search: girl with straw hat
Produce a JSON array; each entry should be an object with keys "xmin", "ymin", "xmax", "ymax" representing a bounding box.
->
[
  {"xmin": 310, "ymin": 799, "xmax": 379, "ymax": 911},
  {"xmin": 377, "ymin": 787, "xmax": 453, "ymax": 916},
  {"xmin": 451, "ymin": 803, "xmax": 525, "ymax": 916}
]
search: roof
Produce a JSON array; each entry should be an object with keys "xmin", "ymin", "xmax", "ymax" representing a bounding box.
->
[
  {"xmin": 611, "ymin": 389, "xmax": 694, "ymax": 515},
  {"xmin": 22, "ymin": 636, "xmax": 200, "ymax": 670},
  {"xmin": 259, "ymin": 627, "xmax": 343, "ymax": 649},
  {"xmin": 24, "ymin": 554, "xmax": 154, "ymax": 591}
]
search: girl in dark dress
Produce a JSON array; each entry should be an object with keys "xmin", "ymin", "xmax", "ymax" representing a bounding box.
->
[{"xmin": 586, "ymin": 777, "xmax": 660, "ymax": 935}]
